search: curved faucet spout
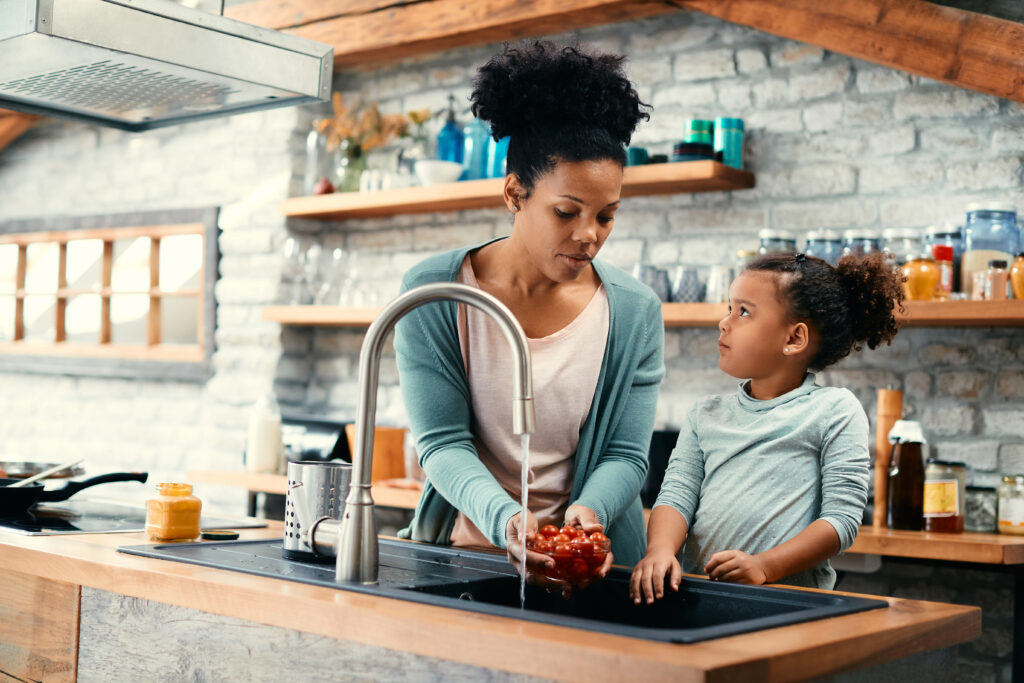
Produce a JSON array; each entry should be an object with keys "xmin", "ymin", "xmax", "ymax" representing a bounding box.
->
[{"xmin": 336, "ymin": 282, "xmax": 535, "ymax": 584}]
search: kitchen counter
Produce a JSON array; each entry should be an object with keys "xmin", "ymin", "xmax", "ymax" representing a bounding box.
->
[{"xmin": 0, "ymin": 524, "xmax": 980, "ymax": 682}]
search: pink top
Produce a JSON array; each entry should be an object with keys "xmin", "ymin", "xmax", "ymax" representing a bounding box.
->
[{"xmin": 449, "ymin": 256, "xmax": 609, "ymax": 549}]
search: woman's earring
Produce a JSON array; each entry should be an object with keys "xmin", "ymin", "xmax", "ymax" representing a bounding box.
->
[
  {"xmin": 784, "ymin": 347, "xmax": 790, "ymax": 354},
  {"xmin": 510, "ymin": 204, "xmax": 519, "ymax": 213}
]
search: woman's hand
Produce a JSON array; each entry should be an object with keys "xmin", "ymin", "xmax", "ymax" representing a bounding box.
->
[
  {"xmin": 563, "ymin": 504, "xmax": 614, "ymax": 584},
  {"xmin": 505, "ymin": 511, "xmax": 560, "ymax": 584},
  {"xmin": 629, "ymin": 548, "xmax": 681, "ymax": 605},
  {"xmin": 704, "ymin": 550, "xmax": 769, "ymax": 585}
]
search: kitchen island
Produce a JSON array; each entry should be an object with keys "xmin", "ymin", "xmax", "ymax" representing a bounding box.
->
[{"xmin": 0, "ymin": 524, "xmax": 979, "ymax": 682}]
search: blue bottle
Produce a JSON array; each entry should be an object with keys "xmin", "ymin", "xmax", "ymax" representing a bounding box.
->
[
  {"xmin": 436, "ymin": 95, "xmax": 464, "ymax": 165},
  {"xmin": 486, "ymin": 135, "xmax": 510, "ymax": 178},
  {"xmin": 461, "ymin": 117, "xmax": 490, "ymax": 181}
]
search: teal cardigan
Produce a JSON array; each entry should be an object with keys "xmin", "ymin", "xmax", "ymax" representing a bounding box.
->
[{"xmin": 394, "ymin": 240, "xmax": 665, "ymax": 566}]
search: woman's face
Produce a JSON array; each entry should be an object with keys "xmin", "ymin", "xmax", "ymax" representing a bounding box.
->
[
  {"xmin": 514, "ymin": 159, "xmax": 622, "ymax": 283},
  {"xmin": 717, "ymin": 270, "xmax": 793, "ymax": 379}
]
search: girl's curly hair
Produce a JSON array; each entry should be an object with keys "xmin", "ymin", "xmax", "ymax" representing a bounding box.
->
[
  {"xmin": 470, "ymin": 41, "xmax": 650, "ymax": 193},
  {"xmin": 746, "ymin": 252, "xmax": 906, "ymax": 370}
]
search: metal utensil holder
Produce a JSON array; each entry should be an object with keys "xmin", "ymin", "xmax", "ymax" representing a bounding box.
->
[{"xmin": 283, "ymin": 460, "xmax": 351, "ymax": 563}]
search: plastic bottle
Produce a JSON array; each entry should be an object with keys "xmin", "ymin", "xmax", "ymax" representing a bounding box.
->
[
  {"xmin": 461, "ymin": 116, "xmax": 490, "ymax": 181},
  {"xmin": 436, "ymin": 95, "xmax": 464, "ymax": 165},
  {"xmin": 246, "ymin": 393, "xmax": 283, "ymax": 474}
]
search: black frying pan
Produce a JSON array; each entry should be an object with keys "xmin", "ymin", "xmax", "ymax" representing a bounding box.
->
[{"xmin": 0, "ymin": 472, "xmax": 149, "ymax": 516}]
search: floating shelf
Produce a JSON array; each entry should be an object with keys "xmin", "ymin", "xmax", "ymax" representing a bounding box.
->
[
  {"xmin": 263, "ymin": 300, "xmax": 1024, "ymax": 328},
  {"xmin": 279, "ymin": 161, "xmax": 755, "ymax": 220}
]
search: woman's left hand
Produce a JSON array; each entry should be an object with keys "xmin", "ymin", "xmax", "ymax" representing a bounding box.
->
[
  {"xmin": 563, "ymin": 504, "xmax": 614, "ymax": 584},
  {"xmin": 703, "ymin": 550, "xmax": 769, "ymax": 585}
]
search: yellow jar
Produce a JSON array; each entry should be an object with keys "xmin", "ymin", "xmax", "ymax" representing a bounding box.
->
[
  {"xmin": 902, "ymin": 254, "xmax": 940, "ymax": 301},
  {"xmin": 1011, "ymin": 253, "xmax": 1024, "ymax": 299},
  {"xmin": 145, "ymin": 483, "xmax": 202, "ymax": 542}
]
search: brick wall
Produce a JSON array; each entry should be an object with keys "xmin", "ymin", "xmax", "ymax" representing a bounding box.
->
[{"xmin": 0, "ymin": 10, "xmax": 1021, "ymax": 679}]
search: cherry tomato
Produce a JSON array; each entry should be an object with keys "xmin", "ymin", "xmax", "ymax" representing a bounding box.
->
[
  {"xmin": 570, "ymin": 558, "xmax": 590, "ymax": 579},
  {"xmin": 551, "ymin": 533, "xmax": 571, "ymax": 545},
  {"xmin": 539, "ymin": 524, "xmax": 560, "ymax": 538},
  {"xmin": 588, "ymin": 531, "xmax": 608, "ymax": 544},
  {"xmin": 560, "ymin": 525, "xmax": 580, "ymax": 539},
  {"xmin": 553, "ymin": 542, "xmax": 573, "ymax": 558},
  {"xmin": 570, "ymin": 537, "xmax": 594, "ymax": 558}
]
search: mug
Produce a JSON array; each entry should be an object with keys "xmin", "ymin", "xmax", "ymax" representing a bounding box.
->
[
  {"xmin": 283, "ymin": 460, "xmax": 352, "ymax": 563},
  {"xmin": 632, "ymin": 264, "xmax": 671, "ymax": 302},
  {"xmin": 670, "ymin": 266, "xmax": 704, "ymax": 303}
]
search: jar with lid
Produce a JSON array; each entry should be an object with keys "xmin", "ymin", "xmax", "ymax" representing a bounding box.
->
[
  {"xmin": 804, "ymin": 229, "xmax": 842, "ymax": 265},
  {"xmin": 902, "ymin": 253, "xmax": 940, "ymax": 301},
  {"xmin": 998, "ymin": 475, "xmax": 1024, "ymax": 535},
  {"xmin": 932, "ymin": 245, "xmax": 954, "ymax": 299},
  {"xmin": 1011, "ymin": 253, "xmax": 1024, "ymax": 299},
  {"xmin": 984, "ymin": 259, "xmax": 1009, "ymax": 301},
  {"xmin": 758, "ymin": 229, "xmax": 797, "ymax": 255},
  {"xmin": 734, "ymin": 249, "xmax": 758, "ymax": 274},
  {"xmin": 841, "ymin": 229, "xmax": 882, "ymax": 258},
  {"xmin": 145, "ymin": 483, "xmax": 202, "ymax": 542},
  {"xmin": 964, "ymin": 486, "xmax": 997, "ymax": 533},
  {"xmin": 963, "ymin": 202, "xmax": 1019, "ymax": 299},
  {"xmin": 882, "ymin": 228, "xmax": 923, "ymax": 266},
  {"xmin": 923, "ymin": 224, "xmax": 964, "ymax": 293},
  {"xmin": 923, "ymin": 459, "xmax": 966, "ymax": 533}
]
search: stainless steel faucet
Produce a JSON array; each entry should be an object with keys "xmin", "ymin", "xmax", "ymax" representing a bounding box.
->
[{"xmin": 335, "ymin": 282, "xmax": 535, "ymax": 584}]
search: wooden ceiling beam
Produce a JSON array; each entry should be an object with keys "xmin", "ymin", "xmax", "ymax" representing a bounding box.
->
[{"xmin": 0, "ymin": 111, "xmax": 41, "ymax": 152}]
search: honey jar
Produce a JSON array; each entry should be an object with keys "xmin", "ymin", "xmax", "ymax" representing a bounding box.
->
[
  {"xmin": 146, "ymin": 483, "xmax": 202, "ymax": 542},
  {"xmin": 902, "ymin": 253, "xmax": 940, "ymax": 301}
]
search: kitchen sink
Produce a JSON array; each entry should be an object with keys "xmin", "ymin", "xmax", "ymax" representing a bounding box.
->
[{"xmin": 118, "ymin": 538, "xmax": 886, "ymax": 643}]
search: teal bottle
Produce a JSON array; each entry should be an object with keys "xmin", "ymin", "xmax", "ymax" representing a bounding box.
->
[
  {"xmin": 487, "ymin": 135, "xmax": 510, "ymax": 178},
  {"xmin": 461, "ymin": 117, "xmax": 490, "ymax": 181},
  {"xmin": 436, "ymin": 95, "xmax": 464, "ymax": 165}
]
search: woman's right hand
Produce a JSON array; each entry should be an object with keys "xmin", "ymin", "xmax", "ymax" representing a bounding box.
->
[
  {"xmin": 629, "ymin": 548, "xmax": 682, "ymax": 605},
  {"xmin": 505, "ymin": 512, "xmax": 565, "ymax": 591}
]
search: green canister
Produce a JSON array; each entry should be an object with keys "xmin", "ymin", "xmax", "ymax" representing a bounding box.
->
[
  {"xmin": 684, "ymin": 119, "xmax": 713, "ymax": 146},
  {"xmin": 714, "ymin": 117, "xmax": 745, "ymax": 169}
]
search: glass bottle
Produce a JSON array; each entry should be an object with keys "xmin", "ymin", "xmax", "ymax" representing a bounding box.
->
[
  {"xmin": 923, "ymin": 459, "xmax": 966, "ymax": 533},
  {"xmin": 924, "ymin": 224, "xmax": 964, "ymax": 293},
  {"xmin": 902, "ymin": 253, "xmax": 940, "ymax": 301},
  {"xmin": 335, "ymin": 139, "xmax": 366, "ymax": 193},
  {"xmin": 998, "ymin": 475, "xmax": 1024, "ymax": 535},
  {"xmin": 804, "ymin": 229, "xmax": 842, "ymax": 265},
  {"xmin": 303, "ymin": 127, "xmax": 337, "ymax": 195},
  {"xmin": 758, "ymin": 229, "xmax": 797, "ymax": 255},
  {"xmin": 146, "ymin": 483, "xmax": 202, "ymax": 542},
  {"xmin": 842, "ymin": 229, "xmax": 882, "ymax": 258},
  {"xmin": 963, "ymin": 202, "xmax": 1019, "ymax": 299},
  {"xmin": 932, "ymin": 245, "xmax": 954, "ymax": 300},
  {"xmin": 887, "ymin": 440, "xmax": 924, "ymax": 531},
  {"xmin": 461, "ymin": 117, "xmax": 490, "ymax": 181},
  {"xmin": 985, "ymin": 259, "xmax": 1009, "ymax": 301},
  {"xmin": 247, "ymin": 393, "xmax": 283, "ymax": 474},
  {"xmin": 486, "ymin": 135, "xmax": 510, "ymax": 178},
  {"xmin": 436, "ymin": 95, "xmax": 464, "ymax": 165},
  {"xmin": 1011, "ymin": 253, "xmax": 1024, "ymax": 299}
]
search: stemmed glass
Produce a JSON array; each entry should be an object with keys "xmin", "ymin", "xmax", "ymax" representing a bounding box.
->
[
  {"xmin": 281, "ymin": 237, "xmax": 305, "ymax": 304},
  {"xmin": 316, "ymin": 247, "xmax": 349, "ymax": 305}
]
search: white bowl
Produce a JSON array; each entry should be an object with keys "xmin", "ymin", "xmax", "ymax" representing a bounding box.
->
[{"xmin": 415, "ymin": 160, "xmax": 463, "ymax": 186}]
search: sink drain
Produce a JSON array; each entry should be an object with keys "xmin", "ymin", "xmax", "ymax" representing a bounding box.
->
[{"xmin": 458, "ymin": 592, "xmax": 475, "ymax": 601}]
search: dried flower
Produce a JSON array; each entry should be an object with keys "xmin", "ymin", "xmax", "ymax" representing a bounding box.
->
[{"xmin": 313, "ymin": 93, "xmax": 409, "ymax": 154}]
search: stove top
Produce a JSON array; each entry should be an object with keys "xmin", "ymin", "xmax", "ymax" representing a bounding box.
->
[{"xmin": 0, "ymin": 499, "xmax": 267, "ymax": 535}]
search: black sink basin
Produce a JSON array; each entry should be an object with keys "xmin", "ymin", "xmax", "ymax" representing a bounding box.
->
[{"xmin": 118, "ymin": 538, "xmax": 886, "ymax": 643}]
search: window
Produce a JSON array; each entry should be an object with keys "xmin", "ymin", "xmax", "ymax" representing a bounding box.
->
[{"xmin": 0, "ymin": 208, "xmax": 218, "ymax": 379}]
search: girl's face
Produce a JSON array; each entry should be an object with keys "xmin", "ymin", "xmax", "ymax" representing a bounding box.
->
[
  {"xmin": 717, "ymin": 270, "xmax": 796, "ymax": 380},
  {"xmin": 513, "ymin": 159, "xmax": 622, "ymax": 282}
]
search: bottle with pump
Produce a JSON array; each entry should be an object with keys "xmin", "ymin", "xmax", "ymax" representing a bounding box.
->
[
  {"xmin": 436, "ymin": 95, "xmax": 464, "ymax": 165},
  {"xmin": 246, "ymin": 392, "xmax": 283, "ymax": 474}
]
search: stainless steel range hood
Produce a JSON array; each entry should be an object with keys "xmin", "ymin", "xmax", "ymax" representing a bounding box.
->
[{"xmin": 0, "ymin": 0, "xmax": 333, "ymax": 131}]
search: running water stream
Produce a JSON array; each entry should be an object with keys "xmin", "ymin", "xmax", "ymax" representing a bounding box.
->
[{"xmin": 519, "ymin": 433, "xmax": 530, "ymax": 609}]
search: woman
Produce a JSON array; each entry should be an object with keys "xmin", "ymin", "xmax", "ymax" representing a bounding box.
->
[{"xmin": 395, "ymin": 41, "xmax": 664, "ymax": 581}]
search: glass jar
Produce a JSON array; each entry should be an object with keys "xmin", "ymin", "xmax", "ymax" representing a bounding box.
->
[
  {"xmin": 882, "ymin": 228, "xmax": 923, "ymax": 267},
  {"xmin": 902, "ymin": 253, "xmax": 940, "ymax": 301},
  {"xmin": 804, "ymin": 229, "xmax": 842, "ymax": 265},
  {"xmin": 924, "ymin": 224, "xmax": 964, "ymax": 293},
  {"xmin": 146, "ymin": 483, "xmax": 202, "ymax": 542},
  {"xmin": 985, "ymin": 259, "xmax": 1009, "ymax": 301},
  {"xmin": 841, "ymin": 229, "xmax": 882, "ymax": 258},
  {"xmin": 758, "ymin": 229, "xmax": 797, "ymax": 255},
  {"xmin": 303, "ymin": 127, "xmax": 339, "ymax": 195},
  {"xmin": 998, "ymin": 475, "xmax": 1024, "ymax": 535},
  {"xmin": 1012, "ymin": 253, "xmax": 1024, "ymax": 299},
  {"xmin": 932, "ymin": 245, "xmax": 954, "ymax": 299},
  {"xmin": 923, "ymin": 459, "xmax": 966, "ymax": 533},
  {"xmin": 964, "ymin": 486, "xmax": 998, "ymax": 533},
  {"xmin": 963, "ymin": 202, "xmax": 1019, "ymax": 298},
  {"xmin": 734, "ymin": 249, "xmax": 758, "ymax": 273}
]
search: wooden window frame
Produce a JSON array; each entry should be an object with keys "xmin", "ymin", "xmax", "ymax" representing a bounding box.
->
[{"xmin": 0, "ymin": 208, "xmax": 219, "ymax": 381}]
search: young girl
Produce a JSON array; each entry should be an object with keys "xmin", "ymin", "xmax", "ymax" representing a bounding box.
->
[{"xmin": 630, "ymin": 251, "xmax": 904, "ymax": 603}]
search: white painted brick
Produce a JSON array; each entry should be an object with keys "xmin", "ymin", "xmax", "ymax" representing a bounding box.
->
[
  {"xmin": 770, "ymin": 44, "xmax": 825, "ymax": 69},
  {"xmin": 920, "ymin": 403, "xmax": 977, "ymax": 437},
  {"xmin": 802, "ymin": 102, "xmax": 843, "ymax": 133},
  {"xmin": 995, "ymin": 371, "xmax": 1024, "ymax": 399},
  {"xmin": 856, "ymin": 68, "xmax": 913, "ymax": 94},
  {"xmin": 628, "ymin": 56, "xmax": 673, "ymax": 86},
  {"xmin": 946, "ymin": 157, "xmax": 1022, "ymax": 192},
  {"xmin": 674, "ymin": 49, "xmax": 736, "ymax": 81},
  {"xmin": 219, "ymin": 228, "xmax": 276, "ymax": 255},
  {"xmin": 789, "ymin": 64, "xmax": 850, "ymax": 101},
  {"xmin": 983, "ymin": 408, "xmax": 1024, "ymax": 437},
  {"xmin": 919, "ymin": 125, "xmax": 984, "ymax": 153},
  {"xmin": 1000, "ymin": 445, "xmax": 1024, "ymax": 475},
  {"xmin": 744, "ymin": 108, "xmax": 803, "ymax": 133},
  {"xmin": 348, "ymin": 228, "xmax": 415, "ymax": 251},
  {"xmin": 841, "ymin": 98, "xmax": 891, "ymax": 127},
  {"xmin": 935, "ymin": 370, "xmax": 990, "ymax": 398},
  {"xmin": 992, "ymin": 124, "xmax": 1024, "ymax": 153},
  {"xmin": 894, "ymin": 89, "xmax": 1000, "ymax": 120},
  {"xmin": 630, "ymin": 22, "xmax": 714, "ymax": 52},
  {"xmin": 647, "ymin": 241, "xmax": 681, "ymax": 266},
  {"xmin": 867, "ymin": 124, "xmax": 916, "ymax": 156},
  {"xmin": 215, "ymin": 278, "xmax": 279, "ymax": 305},
  {"xmin": 715, "ymin": 83, "xmax": 753, "ymax": 111},
  {"xmin": 772, "ymin": 198, "xmax": 877, "ymax": 230},
  {"xmin": 787, "ymin": 164, "xmax": 857, "ymax": 197},
  {"xmin": 735, "ymin": 48, "xmax": 768, "ymax": 74},
  {"xmin": 651, "ymin": 83, "xmax": 717, "ymax": 109},
  {"xmin": 599, "ymin": 238, "xmax": 644, "ymax": 269},
  {"xmin": 933, "ymin": 441, "xmax": 999, "ymax": 471},
  {"xmin": 751, "ymin": 80, "xmax": 789, "ymax": 107},
  {"xmin": 413, "ymin": 223, "xmax": 493, "ymax": 250},
  {"xmin": 860, "ymin": 161, "xmax": 945, "ymax": 194}
]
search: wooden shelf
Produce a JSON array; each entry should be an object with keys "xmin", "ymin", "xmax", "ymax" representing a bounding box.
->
[
  {"xmin": 263, "ymin": 300, "xmax": 1024, "ymax": 328},
  {"xmin": 279, "ymin": 161, "xmax": 755, "ymax": 220},
  {"xmin": 187, "ymin": 470, "xmax": 423, "ymax": 510},
  {"xmin": 849, "ymin": 525, "xmax": 1024, "ymax": 565}
]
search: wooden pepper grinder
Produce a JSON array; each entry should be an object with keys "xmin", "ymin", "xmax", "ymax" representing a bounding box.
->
[{"xmin": 873, "ymin": 388, "xmax": 904, "ymax": 528}]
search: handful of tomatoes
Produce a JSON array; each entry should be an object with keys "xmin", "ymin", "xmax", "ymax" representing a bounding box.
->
[{"xmin": 526, "ymin": 524, "xmax": 611, "ymax": 585}]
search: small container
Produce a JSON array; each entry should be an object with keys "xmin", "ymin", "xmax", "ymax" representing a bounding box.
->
[
  {"xmin": 713, "ymin": 117, "xmax": 744, "ymax": 169},
  {"xmin": 998, "ymin": 475, "xmax": 1024, "ymax": 535},
  {"xmin": 146, "ymin": 483, "xmax": 202, "ymax": 542},
  {"xmin": 924, "ymin": 224, "xmax": 964, "ymax": 293},
  {"xmin": 902, "ymin": 253, "xmax": 940, "ymax": 301},
  {"xmin": 1011, "ymin": 253, "xmax": 1024, "ymax": 299},
  {"xmin": 923, "ymin": 459, "xmax": 966, "ymax": 533},
  {"xmin": 804, "ymin": 229, "xmax": 842, "ymax": 265},
  {"xmin": 684, "ymin": 119, "xmax": 714, "ymax": 145},
  {"xmin": 984, "ymin": 259, "xmax": 1009, "ymax": 301},
  {"xmin": 758, "ymin": 228, "xmax": 797, "ymax": 255},
  {"xmin": 963, "ymin": 201, "xmax": 1018, "ymax": 299},
  {"xmin": 671, "ymin": 141, "xmax": 714, "ymax": 162},
  {"xmin": 882, "ymin": 228, "xmax": 923, "ymax": 267},
  {"xmin": 964, "ymin": 486, "xmax": 998, "ymax": 533},
  {"xmin": 932, "ymin": 245, "xmax": 954, "ymax": 299},
  {"xmin": 734, "ymin": 249, "xmax": 758, "ymax": 273},
  {"xmin": 841, "ymin": 229, "xmax": 882, "ymax": 258}
]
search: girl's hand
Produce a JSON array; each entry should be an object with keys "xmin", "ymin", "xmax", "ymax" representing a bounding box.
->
[
  {"xmin": 704, "ymin": 550, "xmax": 769, "ymax": 585},
  {"xmin": 629, "ymin": 549, "xmax": 681, "ymax": 605}
]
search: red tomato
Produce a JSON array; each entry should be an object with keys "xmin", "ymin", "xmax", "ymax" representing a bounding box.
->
[
  {"xmin": 551, "ymin": 533, "xmax": 571, "ymax": 545},
  {"xmin": 539, "ymin": 524, "xmax": 560, "ymax": 538},
  {"xmin": 560, "ymin": 525, "xmax": 580, "ymax": 539},
  {"xmin": 570, "ymin": 537, "xmax": 594, "ymax": 558},
  {"xmin": 588, "ymin": 531, "xmax": 609, "ymax": 545},
  {"xmin": 570, "ymin": 558, "xmax": 590, "ymax": 579},
  {"xmin": 553, "ymin": 543, "xmax": 573, "ymax": 559}
]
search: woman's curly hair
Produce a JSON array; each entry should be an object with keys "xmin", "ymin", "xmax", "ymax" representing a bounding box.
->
[
  {"xmin": 470, "ymin": 41, "xmax": 650, "ymax": 193},
  {"xmin": 746, "ymin": 252, "xmax": 906, "ymax": 370}
]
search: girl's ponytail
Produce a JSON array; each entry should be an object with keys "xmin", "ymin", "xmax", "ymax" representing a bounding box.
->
[{"xmin": 835, "ymin": 252, "xmax": 905, "ymax": 353}]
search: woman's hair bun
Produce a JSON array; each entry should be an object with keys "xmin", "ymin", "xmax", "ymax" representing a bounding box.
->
[{"xmin": 471, "ymin": 41, "xmax": 649, "ymax": 144}]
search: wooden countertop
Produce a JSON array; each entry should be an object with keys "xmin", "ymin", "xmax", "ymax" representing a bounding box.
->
[
  {"xmin": 849, "ymin": 525, "xmax": 1024, "ymax": 565},
  {"xmin": 0, "ymin": 525, "xmax": 979, "ymax": 682}
]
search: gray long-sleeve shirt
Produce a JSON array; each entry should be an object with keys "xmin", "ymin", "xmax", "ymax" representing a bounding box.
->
[{"xmin": 654, "ymin": 373, "xmax": 870, "ymax": 589}]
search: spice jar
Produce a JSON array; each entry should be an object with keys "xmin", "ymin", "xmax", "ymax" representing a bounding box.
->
[
  {"xmin": 902, "ymin": 253, "xmax": 940, "ymax": 301},
  {"xmin": 964, "ymin": 486, "xmax": 997, "ymax": 533},
  {"xmin": 758, "ymin": 229, "xmax": 797, "ymax": 255},
  {"xmin": 146, "ymin": 483, "xmax": 202, "ymax": 542},
  {"xmin": 998, "ymin": 475, "xmax": 1024, "ymax": 535},
  {"xmin": 985, "ymin": 259, "xmax": 1009, "ymax": 301},
  {"xmin": 923, "ymin": 459, "xmax": 966, "ymax": 533},
  {"xmin": 932, "ymin": 245, "xmax": 954, "ymax": 299},
  {"xmin": 1011, "ymin": 253, "xmax": 1024, "ymax": 299}
]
